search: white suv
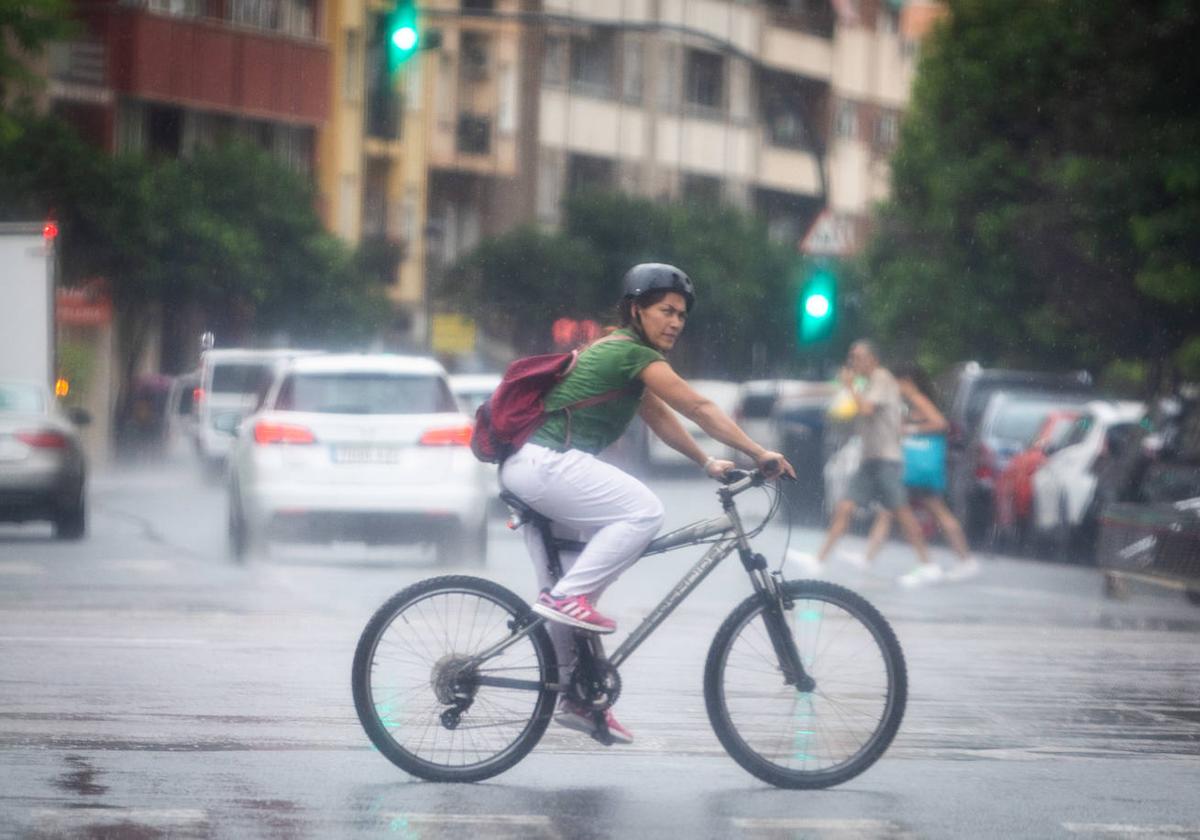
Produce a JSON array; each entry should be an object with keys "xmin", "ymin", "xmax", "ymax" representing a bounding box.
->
[{"xmin": 227, "ymin": 353, "xmax": 490, "ymax": 565}]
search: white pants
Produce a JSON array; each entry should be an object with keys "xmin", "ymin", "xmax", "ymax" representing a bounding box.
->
[{"xmin": 499, "ymin": 443, "xmax": 665, "ymax": 676}]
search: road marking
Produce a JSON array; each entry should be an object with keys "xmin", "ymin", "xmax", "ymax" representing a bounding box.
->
[
  {"xmin": 732, "ymin": 818, "xmax": 914, "ymax": 838},
  {"xmin": 383, "ymin": 813, "xmax": 561, "ymax": 839},
  {"xmin": 0, "ymin": 562, "xmax": 43, "ymax": 575},
  {"xmin": 108, "ymin": 559, "xmax": 176, "ymax": 573},
  {"xmin": 0, "ymin": 636, "xmax": 209, "ymax": 646},
  {"xmin": 31, "ymin": 807, "xmax": 208, "ymax": 831},
  {"xmin": 1064, "ymin": 825, "xmax": 1200, "ymax": 837}
]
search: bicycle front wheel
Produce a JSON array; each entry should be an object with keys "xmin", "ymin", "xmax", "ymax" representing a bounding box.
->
[
  {"xmin": 352, "ymin": 575, "xmax": 557, "ymax": 783},
  {"xmin": 704, "ymin": 580, "xmax": 907, "ymax": 789}
]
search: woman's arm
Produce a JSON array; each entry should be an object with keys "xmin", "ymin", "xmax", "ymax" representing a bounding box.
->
[
  {"xmin": 902, "ymin": 383, "xmax": 949, "ymax": 434},
  {"xmin": 638, "ymin": 392, "xmax": 716, "ymax": 467},
  {"xmin": 640, "ymin": 361, "xmax": 796, "ymax": 477}
]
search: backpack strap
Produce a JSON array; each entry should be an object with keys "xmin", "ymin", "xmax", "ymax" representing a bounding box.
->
[{"xmin": 558, "ymin": 333, "xmax": 641, "ymax": 448}]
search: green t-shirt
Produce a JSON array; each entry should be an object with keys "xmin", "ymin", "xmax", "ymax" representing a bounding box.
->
[{"xmin": 530, "ymin": 329, "xmax": 665, "ymax": 454}]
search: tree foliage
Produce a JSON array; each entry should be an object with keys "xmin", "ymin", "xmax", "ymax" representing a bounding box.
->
[
  {"xmin": 0, "ymin": 112, "xmax": 385, "ymax": 381},
  {"xmin": 859, "ymin": 0, "xmax": 1200, "ymax": 387},
  {"xmin": 440, "ymin": 191, "xmax": 800, "ymax": 376},
  {"xmin": 0, "ymin": 0, "xmax": 73, "ymax": 121}
]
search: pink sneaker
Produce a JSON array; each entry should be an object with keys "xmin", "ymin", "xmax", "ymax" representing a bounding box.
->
[
  {"xmin": 555, "ymin": 699, "xmax": 634, "ymax": 745},
  {"xmin": 532, "ymin": 590, "xmax": 616, "ymax": 634}
]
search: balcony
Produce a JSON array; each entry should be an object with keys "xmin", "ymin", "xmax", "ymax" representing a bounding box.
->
[{"xmin": 105, "ymin": 2, "xmax": 330, "ymax": 124}]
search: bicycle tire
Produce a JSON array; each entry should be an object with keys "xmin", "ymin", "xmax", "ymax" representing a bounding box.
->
[
  {"xmin": 352, "ymin": 575, "xmax": 557, "ymax": 783},
  {"xmin": 704, "ymin": 579, "xmax": 906, "ymax": 789}
]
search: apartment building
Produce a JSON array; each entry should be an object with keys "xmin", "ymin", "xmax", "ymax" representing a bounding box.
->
[
  {"xmin": 314, "ymin": 0, "xmax": 940, "ymax": 346},
  {"xmin": 412, "ymin": 0, "xmax": 937, "ymax": 281},
  {"xmin": 46, "ymin": 0, "xmax": 330, "ymax": 166}
]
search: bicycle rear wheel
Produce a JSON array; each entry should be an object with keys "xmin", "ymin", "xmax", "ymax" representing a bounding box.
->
[
  {"xmin": 352, "ymin": 575, "xmax": 557, "ymax": 782},
  {"xmin": 704, "ymin": 580, "xmax": 906, "ymax": 789}
]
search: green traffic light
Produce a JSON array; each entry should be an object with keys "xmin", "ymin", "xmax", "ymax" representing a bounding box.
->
[
  {"xmin": 804, "ymin": 293, "xmax": 831, "ymax": 319},
  {"xmin": 384, "ymin": 2, "xmax": 419, "ymax": 71},
  {"xmin": 392, "ymin": 25, "xmax": 417, "ymax": 52},
  {"xmin": 798, "ymin": 262, "xmax": 837, "ymax": 345}
]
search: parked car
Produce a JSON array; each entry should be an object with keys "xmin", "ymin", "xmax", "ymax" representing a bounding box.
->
[
  {"xmin": 1095, "ymin": 391, "xmax": 1200, "ymax": 603},
  {"xmin": 0, "ymin": 380, "xmax": 89, "ymax": 539},
  {"xmin": 729, "ymin": 379, "xmax": 834, "ymax": 459},
  {"xmin": 647, "ymin": 379, "xmax": 740, "ymax": 471},
  {"xmin": 1031, "ymin": 400, "xmax": 1145, "ymax": 562},
  {"xmin": 992, "ymin": 409, "xmax": 1081, "ymax": 551},
  {"xmin": 772, "ymin": 387, "xmax": 838, "ymax": 520},
  {"xmin": 936, "ymin": 363, "xmax": 1094, "ymax": 531},
  {"xmin": 165, "ymin": 370, "xmax": 200, "ymax": 457},
  {"xmin": 196, "ymin": 348, "xmax": 319, "ymax": 477},
  {"xmin": 955, "ymin": 389, "xmax": 1093, "ymax": 542},
  {"xmin": 226, "ymin": 354, "xmax": 490, "ymax": 565},
  {"xmin": 448, "ymin": 373, "xmax": 501, "ymax": 415}
]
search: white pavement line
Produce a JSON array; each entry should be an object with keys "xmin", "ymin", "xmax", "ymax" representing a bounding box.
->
[
  {"xmin": 107, "ymin": 559, "xmax": 176, "ymax": 573},
  {"xmin": 0, "ymin": 562, "xmax": 43, "ymax": 575},
  {"xmin": 383, "ymin": 813, "xmax": 562, "ymax": 839},
  {"xmin": 31, "ymin": 807, "xmax": 208, "ymax": 829},
  {"xmin": 732, "ymin": 817, "xmax": 913, "ymax": 838},
  {"xmin": 0, "ymin": 636, "xmax": 209, "ymax": 646},
  {"xmin": 1064, "ymin": 825, "xmax": 1200, "ymax": 837}
]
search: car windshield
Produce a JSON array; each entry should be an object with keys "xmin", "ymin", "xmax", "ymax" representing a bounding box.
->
[
  {"xmin": 276, "ymin": 373, "xmax": 457, "ymax": 415},
  {"xmin": 991, "ymin": 401, "xmax": 1077, "ymax": 445},
  {"xmin": 0, "ymin": 383, "xmax": 45, "ymax": 414},
  {"xmin": 967, "ymin": 379, "xmax": 1086, "ymax": 429},
  {"xmin": 211, "ymin": 363, "xmax": 275, "ymax": 395}
]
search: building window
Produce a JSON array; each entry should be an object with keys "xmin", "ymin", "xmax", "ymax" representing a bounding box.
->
[
  {"xmin": 570, "ymin": 30, "xmax": 615, "ymax": 98},
  {"xmin": 567, "ymin": 153, "xmax": 614, "ymax": 195},
  {"xmin": 229, "ymin": 0, "xmax": 313, "ymax": 38},
  {"xmin": 685, "ymin": 49, "xmax": 724, "ymax": 112},
  {"xmin": 461, "ymin": 31, "xmax": 490, "ymax": 82},
  {"xmin": 462, "ymin": 0, "xmax": 494, "ymax": 12},
  {"xmin": 875, "ymin": 112, "xmax": 899, "ymax": 149},
  {"xmin": 621, "ymin": 35, "xmax": 643, "ymax": 104},
  {"xmin": 543, "ymin": 35, "xmax": 567, "ymax": 86},
  {"xmin": 835, "ymin": 101, "xmax": 858, "ymax": 140},
  {"xmin": 146, "ymin": 0, "xmax": 203, "ymax": 17},
  {"xmin": 682, "ymin": 173, "xmax": 721, "ymax": 205},
  {"xmin": 344, "ymin": 31, "xmax": 362, "ymax": 102}
]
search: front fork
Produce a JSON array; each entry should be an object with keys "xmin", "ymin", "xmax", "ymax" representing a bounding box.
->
[{"xmin": 751, "ymin": 563, "xmax": 816, "ymax": 693}]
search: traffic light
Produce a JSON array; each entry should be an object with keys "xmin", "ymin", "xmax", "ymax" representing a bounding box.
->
[
  {"xmin": 384, "ymin": 1, "xmax": 419, "ymax": 73},
  {"xmin": 798, "ymin": 261, "xmax": 837, "ymax": 345}
]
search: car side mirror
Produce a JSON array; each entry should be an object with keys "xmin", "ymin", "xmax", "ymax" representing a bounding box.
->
[{"xmin": 67, "ymin": 407, "xmax": 92, "ymax": 427}]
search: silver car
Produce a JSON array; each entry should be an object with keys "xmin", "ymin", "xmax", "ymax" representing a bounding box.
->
[{"xmin": 0, "ymin": 380, "xmax": 89, "ymax": 539}]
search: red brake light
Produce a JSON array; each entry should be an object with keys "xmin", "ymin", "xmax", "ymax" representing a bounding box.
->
[
  {"xmin": 253, "ymin": 421, "xmax": 316, "ymax": 445},
  {"xmin": 420, "ymin": 424, "xmax": 474, "ymax": 447},
  {"xmin": 17, "ymin": 430, "xmax": 69, "ymax": 449},
  {"xmin": 193, "ymin": 387, "xmax": 205, "ymax": 405}
]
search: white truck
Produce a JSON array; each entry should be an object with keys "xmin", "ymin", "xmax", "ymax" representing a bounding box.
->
[{"xmin": 0, "ymin": 223, "xmax": 56, "ymax": 388}]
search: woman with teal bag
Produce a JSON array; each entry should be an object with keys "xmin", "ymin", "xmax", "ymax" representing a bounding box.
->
[{"xmin": 858, "ymin": 364, "xmax": 978, "ymax": 580}]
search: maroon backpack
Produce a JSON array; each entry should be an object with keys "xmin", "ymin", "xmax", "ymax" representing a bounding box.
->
[{"xmin": 471, "ymin": 335, "xmax": 633, "ymax": 464}]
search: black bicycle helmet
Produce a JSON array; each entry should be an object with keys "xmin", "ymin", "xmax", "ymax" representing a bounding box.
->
[{"xmin": 620, "ymin": 263, "xmax": 695, "ymax": 312}]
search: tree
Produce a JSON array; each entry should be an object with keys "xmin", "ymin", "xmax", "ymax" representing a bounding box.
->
[
  {"xmin": 0, "ymin": 0, "xmax": 73, "ymax": 131},
  {"xmin": 858, "ymin": 0, "xmax": 1200, "ymax": 388},
  {"xmin": 0, "ymin": 114, "xmax": 386, "ymax": 389},
  {"xmin": 440, "ymin": 191, "xmax": 800, "ymax": 376}
]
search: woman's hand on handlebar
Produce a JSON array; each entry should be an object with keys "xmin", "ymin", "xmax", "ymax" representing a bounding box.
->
[
  {"xmin": 704, "ymin": 457, "xmax": 737, "ymax": 480},
  {"xmin": 756, "ymin": 450, "xmax": 797, "ymax": 480}
]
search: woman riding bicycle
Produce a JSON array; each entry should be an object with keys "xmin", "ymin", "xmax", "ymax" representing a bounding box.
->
[{"xmin": 499, "ymin": 262, "xmax": 795, "ymax": 743}]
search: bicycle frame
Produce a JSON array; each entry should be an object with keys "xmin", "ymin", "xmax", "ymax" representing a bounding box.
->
[{"xmin": 471, "ymin": 471, "xmax": 810, "ymax": 688}]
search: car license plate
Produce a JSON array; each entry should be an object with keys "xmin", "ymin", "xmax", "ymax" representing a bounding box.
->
[{"xmin": 334, "ymin": 445, "xmax": 403, "ymax": 465}]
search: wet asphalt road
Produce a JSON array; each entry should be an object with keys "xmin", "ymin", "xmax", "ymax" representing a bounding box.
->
[{"xmin": 1, "ymin": 454, "xmax": 1199, "ymax": 839}]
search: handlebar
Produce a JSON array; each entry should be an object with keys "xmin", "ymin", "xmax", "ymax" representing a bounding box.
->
[{"xmin": 717, "ymin": 459, "xmax": 783, "ymax": 493}]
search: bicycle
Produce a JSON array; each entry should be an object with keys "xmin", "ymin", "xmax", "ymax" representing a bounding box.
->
[{"xmin": 351, "ymin": 466, "xmax": 907, "ymax": 789}]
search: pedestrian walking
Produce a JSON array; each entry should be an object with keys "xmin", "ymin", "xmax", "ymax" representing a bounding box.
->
[
  {"xmin": 791, "ymin": 341, "xmax": 941, "ymax": 588},
  {"xmin": 848, "ymin": 363, "xmax": 980, "ymax": 581}
]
